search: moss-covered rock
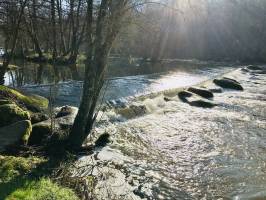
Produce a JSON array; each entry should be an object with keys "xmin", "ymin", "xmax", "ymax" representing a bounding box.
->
[
  {"xmin": 0, "ymin": 85, "xmax": 49, "ymax": 112},
  {"xmin": 0, "ymin": 120, "xmax": 32, "ymax": 151},
  {"xmin": 28, "ymin": 123, "xmax": 51, "ymax": 145},
  {"xmin": 0, "ymin": 104, "xmax": 30, "ymax": 127},
  {"xmin": 30, "ymin": 112, "xmax": 49, "ymax": 124}
]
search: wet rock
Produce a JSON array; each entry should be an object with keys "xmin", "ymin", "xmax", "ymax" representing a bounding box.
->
[
  {"xmin": 188, "ymin": 87, "xmax": 214, "ymax": 98},
  {"xmin": 223, "ymin": 77, "xmax": 241, "ymax": 84},
  {"xmin": 0, "ymin": 104, "xmax": 30, "ymax": 127},
  {"xmin": 55, "ymin": 105, "xmax": 76, "ymax": 118},
  {"xmin": 28, "ymin": 123, "xmax": 51, "ymax": 145},
  {"xmin": 95, "ymin": 133, "xmax": 111, "ymax": 147},
  {"xmin": 208, "ymin": 87, "xmax": 223, "ymax": 93},
  {"xmin": 164, "ymin": 97, "xmax": 171, "ymax": 102},
  {"xmin": 0, "ymin": 120, "xmax": 32, "ymax": 151},
  {"xmin": 178, "ymin": 91, "xmax": 193, "ymax": 102},
  {"xmin": 189, "ymin": 99, "xmax": 217, "ymax": 108},
  {"xmin": 30, "ymin": 113, "xmax": 49, "ymax": 124},
  {"xmin": 213, "ymin": 78, "xmax": 243, "ymax": 90}
]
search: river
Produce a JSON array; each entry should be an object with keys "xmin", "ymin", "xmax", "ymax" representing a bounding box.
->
[{"xmin": 3, "ymin": 59, "xmax": 266, "ymax": 199}]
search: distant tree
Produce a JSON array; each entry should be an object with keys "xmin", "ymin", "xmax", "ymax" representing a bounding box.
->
[{"xmin": 0, "ymin": 0, "xmax": 28, "ymax": 85}]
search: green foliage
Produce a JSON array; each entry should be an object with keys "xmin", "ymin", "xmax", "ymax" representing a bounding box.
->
[
  {"xmin": 0, "ymin": 156, "xmax": 44, "ymax": 183},
  {"xmin": 0, "ymin": 156, "xmax": 79, "ymax": 200},
  {"xmin": 6, "ymin": 178, "xmax": 79, "ymax": 200}
]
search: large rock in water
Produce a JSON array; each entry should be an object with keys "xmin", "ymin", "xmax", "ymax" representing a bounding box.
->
[
  {"xmin": 213, "ymin": 78, "xmax": 243, "ymax": 91},
  {"xmin": 189, "ymin": 99, "xmax": 217, "ymax": 108},
  {"xmin": 0, "ymin": 104, "xmax": 30, "ymax": 127},
  {"xmin": 0, "ymin": 120, "xmax": 32, "ymax": 151},
  {"xmin": 178, "ymin": 91, "xmax": 193, "ymax": 102},
  {"xmin": 178, "ymin": 90, "xmax": 217, "ymax": 108},
  {"xmin": 188, "ymin": 87, "xmax": 214, "ymax": 98}
]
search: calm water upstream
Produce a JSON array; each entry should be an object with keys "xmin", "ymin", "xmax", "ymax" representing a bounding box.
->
[{"xmin": 3, "ymin": 59, "xmax": 266, "ymax": 199}]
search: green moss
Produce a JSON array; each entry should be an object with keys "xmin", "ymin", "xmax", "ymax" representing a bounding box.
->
[
  {"xmin": 0, "ymin": 85, "xmax": 49, "ymax": 111},
  {"xmin": 0, "ymin": 156, "xmax": 79, "ymax": 200},
  {"xmin": 0, "ymin": 156, "xmax": 44, "ymax": 183},
  {"xmin": 6, "ymin": 178, "xmax": 79, "ymax": 200},
  {"xmin": 0, "ymin": 104, "xmax": 30, "ymax": 127},
  {"xmin": 21, "ymin": 121, "xmax": 32, "ymax": 144}
]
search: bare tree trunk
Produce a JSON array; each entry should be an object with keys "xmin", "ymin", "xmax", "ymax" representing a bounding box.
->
[
  {"xmin": 68, "ymin": 0, "xmax": 126, "ymax": 149},
  {"xmin": 51, "ymin": 0, "xmax": 57, "ymax": 61},
  {"xmin": 56, "ymin": 0, "xmax": 66, "ymax": 55}
]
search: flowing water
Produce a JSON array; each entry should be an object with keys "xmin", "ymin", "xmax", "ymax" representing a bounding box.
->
[
  {"xmin": 3, "ymin": 59, "xmax": 266, "ymax": 199},
  {"xmin": 4, "ymin": 59, "xmax": 235, "ymax": 106},
  {"xmin": 87, "ymin": 67, "xmax": 266, "ymax": 200}
]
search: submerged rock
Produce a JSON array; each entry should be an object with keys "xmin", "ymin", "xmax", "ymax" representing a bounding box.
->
[
  {"xmin": 208, "ymin": 87, "xmax": 223, "ymax": 93},
  {"xmin": 0, "ymin": 104, "xmax": 30, "ymax": 127},
  {"xmin": 247, "ymin": 65, "xmax": 263, "ymax": 71},
  {"xmin": 0, "ymin": 120, "xmax": 32, "ymax": 151},
  {"xmin": 213, "ymin": 78, "xmax": 243, "ymax": 90},
  {"xmin": 188, "ymin": 87, "xmax": 214, "ymax": 98},
  {"xmin": 242, "ymin": 65, "xmax": 266, "ymax": 74}
]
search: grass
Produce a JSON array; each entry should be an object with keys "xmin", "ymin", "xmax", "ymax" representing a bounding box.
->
[
  {"xmin": 0, "ymin": 156, "xmax": 80, "ymax": 200},
  {"xmin": 5, "ymin": 178, "xmax": 79, "ymax": 200}
]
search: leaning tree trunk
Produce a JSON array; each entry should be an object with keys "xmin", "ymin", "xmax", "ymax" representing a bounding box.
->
[{"xmin": 68, "ymin": 49, "xmax": 109, "ymax": 148}]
